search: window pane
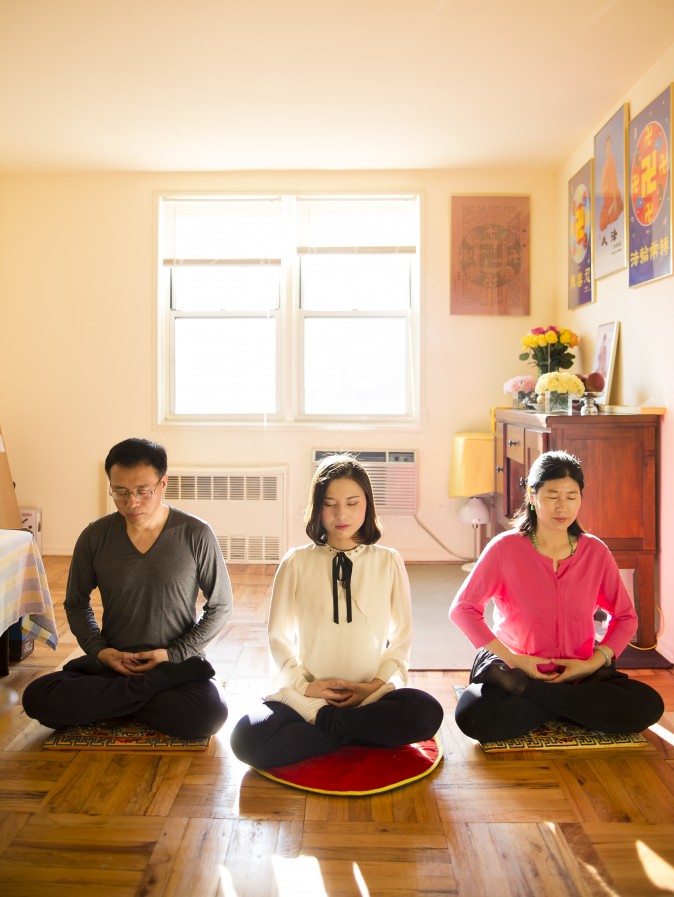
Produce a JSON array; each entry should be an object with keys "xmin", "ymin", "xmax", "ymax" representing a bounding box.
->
[
  {"xmin": 174, "ymin": 318, "xmax": 276, "ymax": 414},
  {"xmin": 171, "ymin": 264, "xmax": 280, "ymax": 311},
  {"xmin": 300, "ymin": 254, "xmax": 411, "ymax": 311},
  {"xmin": 297, "ymin": 197, "xmax": 418, "ymax": 247},
  {"xmin": 303, "ymin": 317, "xmax": 408, "ymax": 415},
  {"xmin": 162, "ymin": 198, "xmax": 283, "ymax": 259}
]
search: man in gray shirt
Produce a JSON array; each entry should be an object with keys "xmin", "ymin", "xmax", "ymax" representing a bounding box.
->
[{"xmin": 23, "ymin": 438, "xmax": 232, "ymax": 738}]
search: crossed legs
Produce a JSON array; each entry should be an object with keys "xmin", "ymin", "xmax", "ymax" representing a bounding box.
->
[
  {"xmin": 456, "ymin": 651, "xmax": 664, "ymax": 743},
  {"xmin": 230, "ymin": 687, "xmax": 444, "ymax": 768},
  {"xmin": 22, "ymin": 655, "xmax": 228, "ymax": 738}
]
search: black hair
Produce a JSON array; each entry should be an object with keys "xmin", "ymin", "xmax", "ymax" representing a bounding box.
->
[
  {"xmin": 513, "ymin": 449, "xmax": 585, "ymax": 537},
  {"xmin": 304, "ymin": 453, "xmax": 382, "ymax": 545},
  {"xmin": 104, "ymin": 438, "xmax": 168, "ymax": 479}
]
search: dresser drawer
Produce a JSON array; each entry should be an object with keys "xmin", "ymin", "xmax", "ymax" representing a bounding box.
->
[{"xmin": 505, "ymin": 425, "xmax": 525, "ymax": 464}]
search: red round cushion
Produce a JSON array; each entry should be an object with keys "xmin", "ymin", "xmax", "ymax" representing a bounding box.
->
[{"xmin": 255, "ymin": 735, "xmax": 442, "ymax": 795}]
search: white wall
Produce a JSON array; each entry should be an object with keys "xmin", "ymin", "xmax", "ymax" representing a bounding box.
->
[
  {"xmin": 556, "ymin": 48, "xmax": 674, "ymax": 661},
  {"xmin": 0, "ymin": 168, "xmax": 557, "ymax": 561}
]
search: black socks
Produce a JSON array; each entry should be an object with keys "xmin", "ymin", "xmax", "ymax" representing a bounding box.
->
[
  {"xmin": 480, "ymin": 663, "xmax": 529, "ymax": 696},
  {"xmin": 154, "ymin": 657, "xmax": 215, "ymax": 689}
]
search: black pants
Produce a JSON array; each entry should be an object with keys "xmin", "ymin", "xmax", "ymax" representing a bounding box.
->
[
  {"xmin": 22, "ymin": 655, "xmax": 228, "ymax": 739},
  {"xmin": 230, "ymin": 687, "xmax": 444, "ymax": 768},
  {"xmin": 455, "ymin": 649, "xmax": 665, "ymax": 742}
]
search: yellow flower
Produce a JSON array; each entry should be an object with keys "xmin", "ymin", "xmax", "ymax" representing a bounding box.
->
[
  {"xmin": 535, "ymin": 372, "xmax": 585, "ymax": 396},
  {"xmin": 519, "ymin": 325, "xmax": 579, "ymax": 372}
]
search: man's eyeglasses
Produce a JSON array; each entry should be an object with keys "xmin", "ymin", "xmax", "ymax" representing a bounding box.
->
[{"xmin": 109, "ymin": 477, "xmax": 163, "ymax": 502}]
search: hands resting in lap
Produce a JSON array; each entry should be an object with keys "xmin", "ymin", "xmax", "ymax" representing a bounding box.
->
[
  {"xmin": 304, "ymin": 677, "xmax": 386, "ymax": 707},
  {"xmin": 97, "ymin": 647, "xmax": 170, "ymax": 676}
]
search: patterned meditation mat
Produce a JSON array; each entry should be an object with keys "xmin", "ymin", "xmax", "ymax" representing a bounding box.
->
[
  {"xmin": 480, "ymin": 721, "xmax": 647, "ymax": 753},
  {"xmin": 255, "ymin": 735, "xmax": 443, "ymax": 795},
  {"xmin": 453, "ymin": 686, "xmax": 647, "ymax": 752},
  {"xmin": 41, "ymin": 717, "xmax": 211, "ymax": 751}
]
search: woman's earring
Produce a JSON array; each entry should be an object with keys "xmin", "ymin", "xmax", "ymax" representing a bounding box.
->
[{"xmin": 530, "ymin": 503, "xmax": 535, "ymax": 511}]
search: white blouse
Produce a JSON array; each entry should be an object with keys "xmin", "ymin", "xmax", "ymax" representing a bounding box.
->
[{"xmin": 268, "ymin": 542, "xmax": 413, "ymax": 695}]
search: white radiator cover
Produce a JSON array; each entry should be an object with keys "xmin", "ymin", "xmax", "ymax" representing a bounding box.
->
[
  {"xmin": 108, "ymin": 467, "xmax": 287, "ymax": 563},
  {"xmin": 313, "ymin": 450, "xmax": 417, "ymax": 514}
]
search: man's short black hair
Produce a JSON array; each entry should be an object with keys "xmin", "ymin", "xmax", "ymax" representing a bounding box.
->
[{"xmin": 104, "ymin": 438, "xmax": 168, "ymax": 478}]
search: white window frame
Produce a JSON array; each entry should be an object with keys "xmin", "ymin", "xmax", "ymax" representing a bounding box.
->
[{"xmin": 158, "ymin": 193, "xmax": 420, "ymax": 425}]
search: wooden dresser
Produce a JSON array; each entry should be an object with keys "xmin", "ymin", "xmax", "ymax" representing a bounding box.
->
[{"xmin": 493, "ymin": 408, "xmax": 661, "ymax": 647}]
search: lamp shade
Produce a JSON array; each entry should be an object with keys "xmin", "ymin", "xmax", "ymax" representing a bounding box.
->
[
  {"xmin": 449, "ymin": 432, "xmax": 495, "ymax": 498},
  {"xmin": 458, "ymin": 496, "xmax": 490, "ymax": 526}
]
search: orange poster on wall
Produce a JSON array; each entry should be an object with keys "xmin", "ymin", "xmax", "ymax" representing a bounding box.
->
[{"xmin": 450, "ymin": 195, "xmax": 530, "ymax": 316}]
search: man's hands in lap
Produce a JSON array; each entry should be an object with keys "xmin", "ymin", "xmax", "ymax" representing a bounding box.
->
[{"xmin": 97, "ymin": 647, "xmax": 170, "ymax": 676}]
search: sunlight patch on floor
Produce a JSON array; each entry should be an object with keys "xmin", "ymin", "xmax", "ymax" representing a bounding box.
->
[
  {"xmin": 219, "ymin": 866, "xmax": 239, "ymax": 897},
  {"xmin": 272, "ymin": 854, "xmax": 329, "ymax": 897},
  {"xmin": 353, "ymin": 862, "xmax": 372, "ymax": 896},
  {"xmin": 649, "ymin": 721, "xmax": 674, "ymax": 748},
  {"xmin": 637, "ymin": 840, "xmax": 674, "ymax": 890}
]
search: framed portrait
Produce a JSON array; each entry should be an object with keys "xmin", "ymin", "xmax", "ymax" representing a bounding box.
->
[
  {"xmin": 591, "ymin": 321, "xmax": 620, "ymax": 406},
  {"xmin": 450, "ymin": 195, "xmax": 530, "ymax": 315},
  {"xmin": 628, "ymin": 83, "xmax": 673, "ymax": 287},
  {"xmin": 593, "ymin": 105, "xmax": 628, "ymax": 280},
  {"xmin": 568, "ymin": 161, "xmax": 594, "ymax": 309}
]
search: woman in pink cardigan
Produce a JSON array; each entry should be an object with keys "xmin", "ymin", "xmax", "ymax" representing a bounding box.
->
[{"xmin": 449, "ymin": 450, "xmax": 664, "ymax": 742}]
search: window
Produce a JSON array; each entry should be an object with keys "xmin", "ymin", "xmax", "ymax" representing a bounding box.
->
[{"xmin": 159, "ymin": 193, "xmax": 420, "ymax": 423}]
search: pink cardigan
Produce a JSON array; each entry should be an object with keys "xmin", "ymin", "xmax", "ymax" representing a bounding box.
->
[{"xmin": 449, "ymin": 530, "xmax": 637, "ymax": 662}]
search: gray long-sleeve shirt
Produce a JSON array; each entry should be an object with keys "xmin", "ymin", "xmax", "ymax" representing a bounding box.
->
[{"xmin": 65, "ymin": 507, "xmax": 232, "ymax": 662}]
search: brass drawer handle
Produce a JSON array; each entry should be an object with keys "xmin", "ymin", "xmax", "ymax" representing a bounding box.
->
[
  {"xmin": 508, "ymin": 439, "xmax": 521, "ymax": 447},
  {"xmin": 496, "ymin": 466, "xmax": 504, "ymax": 473}
]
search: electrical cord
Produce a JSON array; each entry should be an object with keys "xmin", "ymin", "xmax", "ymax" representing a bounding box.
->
[{"xmin": 413, "ymin": 514, "xmax": 472, "ymax": 563}]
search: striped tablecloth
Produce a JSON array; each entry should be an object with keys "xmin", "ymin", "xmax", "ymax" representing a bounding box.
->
[{"xmin": 0, "ymin": 529, "xmax": 58, "ymax": 649}]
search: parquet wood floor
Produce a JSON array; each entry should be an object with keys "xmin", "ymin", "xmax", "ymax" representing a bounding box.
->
[{"xmin": 1, "ymin": 558, "xmax": 673, "ymax": 896}]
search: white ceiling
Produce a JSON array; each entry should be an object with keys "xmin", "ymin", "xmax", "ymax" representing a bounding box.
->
[{"xmin": 1, "ymin": 0, "xmax": 673, "ymax": 172}]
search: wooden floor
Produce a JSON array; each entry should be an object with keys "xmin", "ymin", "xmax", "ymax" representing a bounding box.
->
[{"xmin": 1, "ymin": 559, "xmax": 674, "ymax": 897}]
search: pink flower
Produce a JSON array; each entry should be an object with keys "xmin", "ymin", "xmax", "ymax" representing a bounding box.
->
[{"xmin": 503, "ymin": 375, "xmax": 537, "ymax": 396}]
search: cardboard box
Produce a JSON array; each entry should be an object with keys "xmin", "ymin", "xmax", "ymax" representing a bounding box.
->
[
  {"xmin": 0, "ymin": 425, "xmax": 22, "ymax": 529},
  {"xmin": 20, "ymin": 507, "xmax": 42, "ymax": 552}
]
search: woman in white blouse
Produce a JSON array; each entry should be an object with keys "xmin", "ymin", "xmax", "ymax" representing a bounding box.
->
[{"xmin": 230, "ymin": 454, "xmax": 443, "ymax": 768}]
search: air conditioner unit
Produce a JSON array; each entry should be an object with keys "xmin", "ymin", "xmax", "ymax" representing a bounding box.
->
[
  {"xmin": 108, "ymin": 467, "xmax": 287, "ymax": 563},
  {"xmin": 312, "ymin": 450, "xmax": 417, "ymax": 514}
]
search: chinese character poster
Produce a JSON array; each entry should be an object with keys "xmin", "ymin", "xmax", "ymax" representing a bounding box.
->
[
  {"xmin": 594, "ymin": 106, "xmax": 628, "ymax": 280},
  {"xmin": 628, "ymin": 84, "xmax": 672, "ymax": 287},
  {"xmin": 450, "ymin": 195, "xmax": 530, "ymax": 315},
  {"xmin": 568, "ymin": 160, "xmax": 593, "ymax": 308}
]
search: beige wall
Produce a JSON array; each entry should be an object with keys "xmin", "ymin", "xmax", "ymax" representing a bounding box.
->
[
  {"xmin": 556, "ymin": 47, "xmax": 674, "ymax": 661},
  {"xmin": 0, "ymin": 168, "xmax": 557, "ymax": 562}
]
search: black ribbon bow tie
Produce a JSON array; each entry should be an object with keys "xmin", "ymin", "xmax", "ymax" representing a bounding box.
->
[{"xmin": 332, "ymin": 551, "xmax": 353, "ymax": 624}]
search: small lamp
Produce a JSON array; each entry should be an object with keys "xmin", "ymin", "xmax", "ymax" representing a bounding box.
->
[
  {"xmin": 458, "ymin": 496, "xmax": 491, "ymax": 572},
  {"xmin": 449, "ymin": 432, "xmax": 495, "ymax": 572}
]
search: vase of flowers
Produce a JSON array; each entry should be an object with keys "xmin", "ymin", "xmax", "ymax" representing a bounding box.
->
[
  {"xmin": 503, "ymin": 375, "xmax": 538, "ymax": 408},
  {"xmin": 520, "ymin": 325, "xmax": 579, "ymax": 376},
  {"xmin": 535, "ymin": 372, "xmax": 585, "ymax": 415}
]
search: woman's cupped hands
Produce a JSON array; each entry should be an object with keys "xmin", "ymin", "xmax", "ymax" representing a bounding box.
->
[{"xmin": 304, "ymin": 677, "xmax": 385, "ymax": 707}]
